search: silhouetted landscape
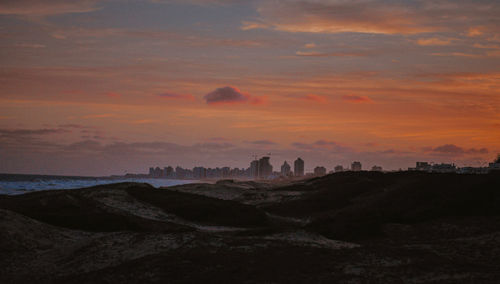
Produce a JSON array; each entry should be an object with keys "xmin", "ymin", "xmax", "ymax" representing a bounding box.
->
[
  {"xmin": 2, "ymin": 0, "xmax": 500, "ymax": 283},
  {"xmin": 2, "ymin": 171, "xmax": 500, "ymax": 283}
]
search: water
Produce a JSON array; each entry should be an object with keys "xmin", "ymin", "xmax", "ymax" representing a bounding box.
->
[{"xmin": 0, "ymin": 174, "xmax": 198, "ymax": 195}]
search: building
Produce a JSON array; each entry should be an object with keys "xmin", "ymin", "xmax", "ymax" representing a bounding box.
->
[
  {"xmin": 250, "ymin": 160, "xmax": 259, "ymax": 178},
  {"xmin": 222, "ymin": 167, "xmax": 231, "ymax": 178},
  {"xmin": 334, "ymin": 165, "xmax": 344, "ymax": 172},
  {"xmin": 294, "ymin": 158, "xmax": 304, "ymax": 177},
  {"xmin": 165, "ymin": 166, "xmax": 174, "ymax": 177},
  {"xmin": 281, "ymin": 161, "xmax": 291, "ymax": 176},
  {"xmin": 351, "ymin": 161, "xmax": 362, "ymax": 171},
  {"xmin": 458, "ymin": 167, "xmax": 488, "ymax": 174},
  {"xmin": 153, "ymin": 167, "xmax": 162, "ymax": 178},
  {"xmin": 417, "ymin": 162, "xmax": 432, "ymax": 171},
  {"xmin": 489, "ymin": 154, "xmax": 500, "ymax": 172},
  {"xmin": 258, "ymin": 156, "xmax": 273, "ymax": 179},
  {"xmin": 431, "ymin": 163, "xmax": 456, "ymax": 173},
  {"xmin": 314, "ymin": 166, "xmax": 327, "ymax": 176},
  {"xmin": 193, "ymin": 167, "xmax": 207, "ymax": 179},
  {"xmin": 371, "ymin": 165, "xmax": 383, "ymax": 172},
  {"xmin": 175, "ymin": 166, "xmax": 186, "ymax": 179}
]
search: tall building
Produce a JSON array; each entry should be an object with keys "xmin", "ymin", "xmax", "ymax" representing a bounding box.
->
[
  {"xmin": 193, "ymin": 167, "xmax": 206, "ymax": 179},
  {"xmin": 222, "ymin": 167, "xmax": 231, "ymax": 178},
  {"xmin": 250, "ymin": 160, "xmax": 259, "ymax": 178},
  {"xmin": 281, "ymin": 161, "xmax": 291, "ymax": 176},
  {"xmin": 258, "ymin": 156, "xmax": 273, "ymax": 179},
  {"xmin": 294, "ymin": 158, "xmax": 304, "ymax": 177},
  {"xmin": 164, "ymin": 166, "xmax": 174, "ymax": 177},
  {"xmin": 314, "ymin": 166, "xmax": 327, "ymax": 176},
  {"xmin": 153, "ymin": 167, "xmax": 162, "ymax": 178},
  {"xmin": 334, "ymin": 165, "xmax": 343, "ymax": 172},
  {"xmin": 175, "ymin": 166, "xmax": 186, "ymax": 179},
  {"xmin": 351, "ymin": 161, "xmax": 362, "ymax": 171}
]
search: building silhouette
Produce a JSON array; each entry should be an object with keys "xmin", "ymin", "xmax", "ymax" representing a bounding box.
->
[
  {"xmin": 371, "ymin": 165, "xmax": 383, "ymax": 172},
  {"xmin": 250, "ymin": 160, "xmax": 259, "ymax": 178},
  {"xmin": 281, "ymin": 161, "xmax": 291, "ymax": 176},
  {"xmin": 258, "ymin": 156, "xmax": 273, "ymax": 179},
  {"xmin": 334, "ymin": 165, "xmax": 343, "ymax": 172},
  {"xmin": 193, "ymin": 167, "xmax": 206, "ymax": 179},
  {"xmin": 314, "ymin": 166, "xmax": 327, "ymax": 176},
  {"xmin": 294, "ymin": 158, "xmax": 304, "ymax": 177},
  {"xmin": 351, "ymin": 161, "xmax": 362, "ymax": 171}
]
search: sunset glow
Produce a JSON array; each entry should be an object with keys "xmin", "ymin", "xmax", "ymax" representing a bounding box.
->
[{"xmin": 1, "ymin": 0, "xmax": 499, "ymax": 175}]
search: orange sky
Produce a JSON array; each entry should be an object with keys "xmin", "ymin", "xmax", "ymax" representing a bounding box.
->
[{"xmin": 0, "ymin": 0, "xmax": 499, "ymax": 175}]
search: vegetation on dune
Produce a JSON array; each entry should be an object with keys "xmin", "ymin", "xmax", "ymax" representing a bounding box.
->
[
  {"xmin": 0, "ymin": 184, "xmax": 190, "ymax": 232},
  {"xmin": 126, "ymin": 186, "xmax": 268, "ymax": 227},
  {"xmin": 265, "ymin": 172, "xmax": 500, "ymax": 241}
]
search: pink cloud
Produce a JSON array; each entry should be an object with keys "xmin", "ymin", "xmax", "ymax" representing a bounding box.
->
[
  {"xmin": 342, "ymin": 95, "xmax": 373, "ymax": 103},
  {"xmin": 250, "ymin": 96, "xmax": 268, "ymax": 105}
]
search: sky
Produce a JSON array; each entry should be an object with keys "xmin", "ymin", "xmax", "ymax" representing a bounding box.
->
[{"xmin": 0, "ymin": 0, "xmax": 499, "ymax": 176}]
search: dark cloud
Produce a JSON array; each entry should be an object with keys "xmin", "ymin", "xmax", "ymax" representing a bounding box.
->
[
  {"xmin": 204, "ymin": 86, "xmax": 248, "ymax": 104},
  {"xmin": 245, "ymin": 140, "xmax": 277, "ymax": 145},
  {"xmin": 59, "ymin": 124, "xmax": 93, "ymax": 129},
  {"xmin": 0, "ymin": 128, "xmax": 70, "ymax": 137},
  {"xmin": 296, "ymin": 51, "xmax": 369, "ymax": 57},
  {"xmin": 428, "ymin": 144, "xmax": 489, "ymax": 155}
]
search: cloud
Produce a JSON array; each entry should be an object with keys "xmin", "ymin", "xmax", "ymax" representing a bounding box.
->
[
  {"xmin": 244, "ymin": 0, "xmax": 500, "ymax": 35},
  {"xmin": 245, "ymin": 140, "xmax": 277, "ymax": 145},
  {"xmin": 427, "ymin": 144, "xmax": 489, "ymax": 156},
  {"xmin": 467, "ymin": 26, "xmax": 485, "ymax": 37},
  {"xmin": 342, "ymin": 95, "xmax": 373, "ymax": 103},
  {"xmin": 0, "ymin": 128, "xmax": 69, "ymax": 137},
  {"xmin": 417, "ymin": 37, "xmax": 453, "ymax": 46},
  {"xmin": 295, "ymin": 51, "xmax": 368, "ymax": 57},
  {"xmin": 249, "ymin": 96, "xmax": 268, "ymax": 105},
  {"xmin": 430, "ymin": 52, "xmax": 484, "ymax": 58},
  {"xmin": 299, "ymin": 94, "xmax": 328, "ymax": 103},
  {"xmin": 158, "ymin": 92, "xmax": 195, "ymax": 101},
  {"xmin": 59, "ymin": 124, "xmax": 93, "ymax": 129},
  {"xmin": 304, "ymin": 43, "xmax": 316, "ymax": 49},
  {"xmin": 291, "ymin": 140, "xmax": 352, "ymax": 153},
  {"xmin": 192, "ymin": 142, "xmax": 235, "ymax": 150},
  {"xmin": 82, "ymin": 113, "xmax": 116, "ymax": 119},
  {"xmin": 0, "ymin": 0, "xmax": 100, "ymax": 16},
  {"xmin": 14, "ymin": 43, "xmax": 45, "ymax": 48},
  {"xmin": 241, "ymin": 20, "xmax": 270, "ymax": 31},
  {"xmin": 207, "ymin": 137, "xmax": 230, "ymax": 142},
  {"xmin": 204, "ymin": 86, "xmax": 249, "ymax": 105},
  {"xmin": 244, "ymin": 0, "xmax": 437, "ymax": 35}
]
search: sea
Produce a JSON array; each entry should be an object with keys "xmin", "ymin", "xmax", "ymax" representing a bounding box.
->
[{"xmin": 0, "ymin": 174, "xmax": 198, "ymax": 195}]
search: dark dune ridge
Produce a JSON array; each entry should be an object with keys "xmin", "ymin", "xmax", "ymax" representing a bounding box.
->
[{"xmin": 1, "ymin": 172, "xmax": 500, "ymax": 283}]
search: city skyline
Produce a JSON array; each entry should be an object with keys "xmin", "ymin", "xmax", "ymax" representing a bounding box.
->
[
  {"xmin": 141, "ymin": 154, "xmax": 500, "ymax": 180},
  {"xmin": 1, "ymin": 0, "xmax": 499, "ymax": 176}
]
